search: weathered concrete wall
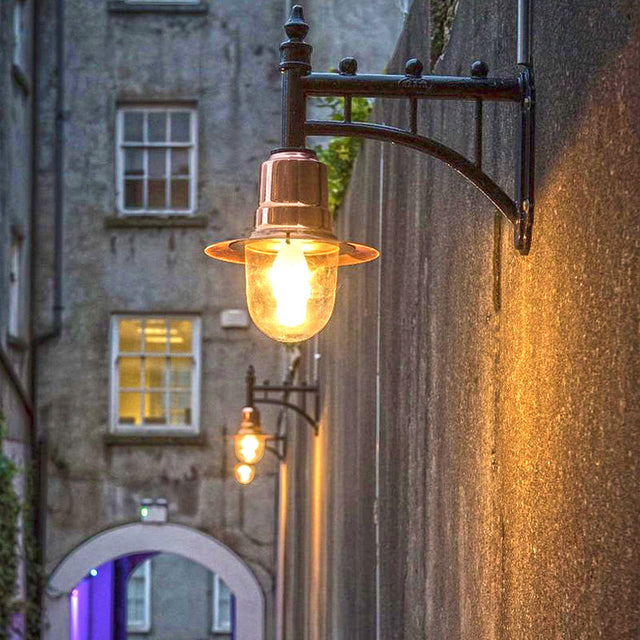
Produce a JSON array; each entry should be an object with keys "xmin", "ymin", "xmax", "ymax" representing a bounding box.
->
[
  {"xmin": 290, "ymin": 0, "xmax": 640, "ymax": 638},
  {"xmin": 0, "ymin": 1, "xmax": 35, "ymax": 633},
  {"xmin": 32, "ymin": 1, "xmax": 286, "ymax": 634}
]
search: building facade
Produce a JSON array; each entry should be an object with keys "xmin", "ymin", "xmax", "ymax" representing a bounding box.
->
[
  {"xmin": 1, "ymin": 0, "xmax": 404, "ymax": 639},
  {"xmin": 0, "ymin": 0, "xmax": 37, "ymax": 637}
]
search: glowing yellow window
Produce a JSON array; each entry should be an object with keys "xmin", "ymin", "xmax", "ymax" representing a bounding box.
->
[{"xmin": 112, "ymin": 316, "xmax": 201, "ymax": 432}]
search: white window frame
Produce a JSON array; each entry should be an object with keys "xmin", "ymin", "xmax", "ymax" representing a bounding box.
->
[
  {"xmin": 212, "ymin": 574, "xmax": 232, "ymax": 634},
  {"xmin": 115, "ymin": 106, "xmax": 198, "ymax": 216},
  {"xmin": 110, "ymin": 315, "xmax": 202, "ymax": 434},
  {"xmin": 8, "ymin": 235, "xmax": 22, "ymax": 338},
  {"xmin": 127, "ymin": 559, "xmax": 151, "ymax": 633}
]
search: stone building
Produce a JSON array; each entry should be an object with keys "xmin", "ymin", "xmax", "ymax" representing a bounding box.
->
[
  {"xmin": 1, "ymin": 0, "xmax": 404, "ymax": 639},
  {"xmin": 0, "ymin": 0, "xmax": 37, "ymax": 637}
]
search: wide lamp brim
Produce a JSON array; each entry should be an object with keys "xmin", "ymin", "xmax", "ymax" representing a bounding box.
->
[{"xmin": 204, "ymin": 238, "xmax": 379, "ymax": 266}]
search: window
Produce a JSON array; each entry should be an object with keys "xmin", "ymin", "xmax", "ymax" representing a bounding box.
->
[
  {"xmin": 212, "ymin": 574, "xmax": 232, "ymax": 633},
  {"xmin": 110, "ymin": 316, "xmax": 201, "ymax": 432},
  {"xmin": 8, "ymin": 235, "xmax": 22, "ymax": 337},
  {"xmin": 116, "ymin": 107, "xmax": 197, "ymax": 215},
  {"xmin": 127, "ymin": 560, "xmax": 151, "ymax": 632}
]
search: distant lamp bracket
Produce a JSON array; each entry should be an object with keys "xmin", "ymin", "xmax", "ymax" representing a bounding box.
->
[
  {"xmin": 246, "ymin": 365, "xmax": 320, "ymax": 437},
  {"xmin": 231, "ymin": 365, "xmax": 320, "ymax": 484}
]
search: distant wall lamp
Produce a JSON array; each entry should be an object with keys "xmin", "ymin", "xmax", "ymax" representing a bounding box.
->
[
  {"xmin": 206, "ymin": 2, "xmax": 535, "ymax": 343},
  {"xmin": 232, "ymin": 365, "xmax": 320, "ymax": 485}
]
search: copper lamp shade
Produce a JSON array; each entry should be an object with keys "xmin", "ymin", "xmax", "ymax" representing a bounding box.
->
[{"xmin": 204, "ymin": 150, "xmax": 379, "ymax": 265}]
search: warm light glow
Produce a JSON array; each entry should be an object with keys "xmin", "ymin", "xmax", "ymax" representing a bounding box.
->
[
  {"xmin": 245, "ymin": 238, "xmax": 339, "ymax": 343},
  {"xmin": 235, "ymin": 433, "xmax": 264, "ymax": 464},
  {"xmin": 234, "ymin": 463, "xmax": 255, "ymax": 485},
  {"xmin": 269, "ymin": 239, "xmax": 312, "ymax": 326}
]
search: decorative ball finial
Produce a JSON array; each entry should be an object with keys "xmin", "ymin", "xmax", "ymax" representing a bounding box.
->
[
  {"xmin": 471, "ymin": 59, "xmax": 489, "ymax": 77},
  {"xmin": 405, "ymin": 58, "xmax": 424, "ymax": 77},
  {"xmin": 338, "ymin": 57, "xmax": 358, "ymax": 75},
  {"xmin": 284, "ymin": 5, "xmax": 309, "ymax": 41}
]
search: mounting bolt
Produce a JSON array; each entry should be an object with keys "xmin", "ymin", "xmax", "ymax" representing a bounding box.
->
[
  {"xmin": 470, "ymin": 59, "xmax": 489, "ymax": 77},
  {"xmin": 338, "ymin": 57, "xmax": 358, "ymax": 75},
  {"xmin": 523, "ymin": 96, "xmax": 532, "ymax": 110},
  {"xmin": 405, "ymin": 58, "xmax": 424, "ymax": 77},
  {"xmin": 522, "ymin": 199, "xmax": 530, "ymax": 213}
]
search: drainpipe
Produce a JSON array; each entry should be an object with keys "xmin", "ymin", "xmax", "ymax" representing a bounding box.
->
[{"xmin": 30, "ymin": 0, "xmax": 65, "ymax": 632}]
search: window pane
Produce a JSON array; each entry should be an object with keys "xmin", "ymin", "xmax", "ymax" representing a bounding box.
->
[
  {"xmin": 144, "ymin": 319, "xmax": 168, "ymax": 352},
  {"xmin": 119, "ymin": 357, "xmax": 142, "ymax": 388},
  {"xmin": 124, "ymin": 180, "xmax": 144, "ymax": 209},
  {"xmin": 171, "ymin": 149, "xmax": 189, "ymax": 176},
  {"xmin": 169, "ymin": 357, "xmax": 191, "ymax": 388},
  {"xmin": 171, "ymin": 112, "xmax": 191, "ymax": 142},
  {"xmin": 169, "ymin": 319, "xmax": 192, "ymax": 353},
  {"xmin": 124, "ymin": 149, "xmax": 143, "ymax": 176},
  {"xmin": 119, "ymin": 319, "xmax": 142, "ymax": 352},
  {"xmin": 170, "ymin": 180, "xmax": 189, "ymax": 210},
  {"xmin": 148, "ymin": 179, "xmax": 166, "ymax": 209},
  {"xmin": 148, "ymin": 112, "xmax": 167, "ymax": 142},
  {"xmin": 148, "ymin": 148, "xmax": 166, "ymax": 177},
  {"xmin": 171, "ymin": 392, "xmax": 191, "ymax": 426},
  {"xmin": 119, "ymin": 392, "xmax": 141, "ymax": 425},
  {"xmin": 124, "ymin": 112, "xmax": 143, "ymax": 142},
  {"xmin": 215, "ymin": 577, "xmax": 232, "ymax": 631},
  {"xmin": 144, "ymin": 392, "xmax": 166, "ymax": 424},
  {"xmin": 145, "ymin": 357, "xmax": 167, "ymax": 389}
]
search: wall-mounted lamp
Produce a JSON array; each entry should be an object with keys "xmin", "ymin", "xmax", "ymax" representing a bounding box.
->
[
  {"xmin": 205, "ymin": 4, "xmax": 535, "ymax": 343},
  {"xmin": 232, "ymin": 365, "xmax": 320, "ymax": 485}
]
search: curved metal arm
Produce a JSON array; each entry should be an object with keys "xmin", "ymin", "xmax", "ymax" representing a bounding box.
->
[
  {"xmin": 305, "ymin": 119, "xmax": 518, "ymax": 225},
  {"xmin": 253, "ymin": 397, "xmax": 319, "ymax": 436}
]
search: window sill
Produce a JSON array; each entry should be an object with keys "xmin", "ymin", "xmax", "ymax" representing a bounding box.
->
[
  {"xmin": 108, "ymin": 1, "xmax": 208, "ymax": 14},
  {"xmin": 105, "ymin": 432, "xmax": 206, "ymax": 446},
  {"xmin": 104, "ymin": 214, "xmax": 208, "ymax": 229},
  {"xmin": 12, "ymin": 63, "xmax": 31, "ymax": 96}
]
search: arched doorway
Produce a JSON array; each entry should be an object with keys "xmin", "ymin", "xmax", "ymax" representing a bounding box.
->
[{"xmin": 45, "ymin": 523, "xmax": 265, "ymax": 640}]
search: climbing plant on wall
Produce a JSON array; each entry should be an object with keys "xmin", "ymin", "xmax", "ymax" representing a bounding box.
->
[
  {"xmin": 0, "ymin": 415, "xmax": 20, "ymax": 640},
  {"xmin": 313, "ymin": 96, "xmax": 373, "ymax": 217}
]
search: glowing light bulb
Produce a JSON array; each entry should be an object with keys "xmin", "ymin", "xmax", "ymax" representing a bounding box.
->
[
  {"xmin": 268, "ymin": 240, "xmax": 311, "ymax": 327},
  {"xmin": 245, "ymin": 239, "xmax": 340, "ymax": 343},
  {"xmin": 238, "ymin": 434, "xmax": 260, "ymax": 463},
  {"xmin": 234, "ymin": 463, "xmax": 255, "ymax": 485}
]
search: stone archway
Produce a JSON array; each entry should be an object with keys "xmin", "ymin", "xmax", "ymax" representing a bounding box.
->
[{"xmin": 45, "ymin": 523, "xmax": 265, "ymax": 640}]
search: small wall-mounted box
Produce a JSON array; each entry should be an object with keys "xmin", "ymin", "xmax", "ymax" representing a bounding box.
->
[
  {"xmin": 220, "ymin": 309, "xmax": 250, "ymax": 329},
  {"xmin": 139, "ymin": 498, "xmax": 168, "ymax": 524}
]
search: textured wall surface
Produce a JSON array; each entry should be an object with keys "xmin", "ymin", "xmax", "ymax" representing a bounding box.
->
[{"xmin": 289, "ymin": 0, "xmax": 640, "ymax": 639}]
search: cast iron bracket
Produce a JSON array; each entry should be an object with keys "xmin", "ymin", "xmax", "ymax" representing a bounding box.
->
[
  {"xmin": 279, "ymin": 5, "xmax": 536, "ymax": 254},
  {"xmin": 245, "ymin": 365, "xmax": 320, "ymax": 437}
]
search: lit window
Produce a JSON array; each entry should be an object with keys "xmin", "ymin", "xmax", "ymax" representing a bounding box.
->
[
  {"xmin": 212, "ymin": 574, "xmax": 232, "ymax": 633},
  {"xmin": 8, "ymin": 236, "xmax": 22, "ymax": 337},
  {"xmin": 127, "ymin": 560, "xmax": 151, "ymax": 632},
  {"xmin": 116, "ymin": 107, "xmax": 197, "ymax": 215},
  {"xmin": 110, "ymin": 316, "xmax": 201, "ymax": 432}
]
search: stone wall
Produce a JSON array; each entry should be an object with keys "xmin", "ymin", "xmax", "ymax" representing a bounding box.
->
[
  {"xmin": 32, "ymin": 1, "xmax": 286, "ymax": 634},
  {"xmin": 289, "ymin": 0, "xmax": 640, "ymax": 638}
]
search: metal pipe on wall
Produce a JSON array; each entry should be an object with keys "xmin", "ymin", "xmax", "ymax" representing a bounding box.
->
[{"xmin": 517, "ymin": 0, "xmax": 532, "ymax": 66}]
